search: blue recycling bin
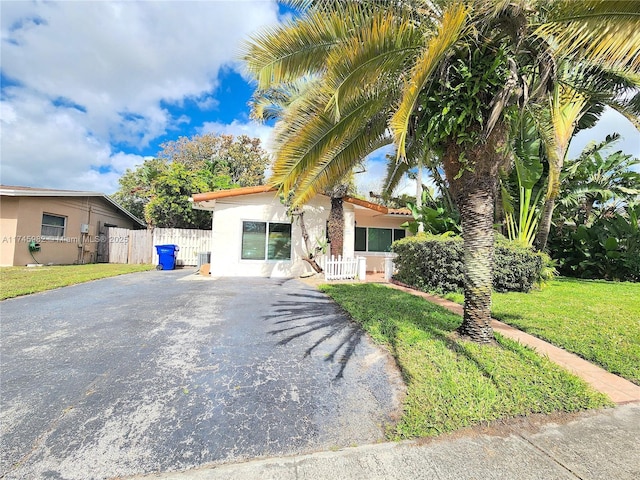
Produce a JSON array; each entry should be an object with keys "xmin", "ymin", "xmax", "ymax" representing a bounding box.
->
[{"xmin": 155, "ymin": 244, "xmax": 180, "ymax": 270}]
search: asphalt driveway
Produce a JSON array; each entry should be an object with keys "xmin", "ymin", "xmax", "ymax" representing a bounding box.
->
[{"xmin": 0, "ymin": 270, "xmax": 404, "ymax": 479}]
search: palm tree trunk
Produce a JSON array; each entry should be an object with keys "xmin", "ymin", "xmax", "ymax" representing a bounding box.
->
[
  {"xmin": 535, "ymin": 197, "xmax": 555, "ymax": 251},
  {"xmin": 416, "ymin": 157, "xmax": 424, "ymax": 233},
  {"xmin": 329, "ymin": 196, "xmax": 344, "ymax": 257},
  {"xmin": 442, "ymin": 122, "xmax": 509, "ymax": 343},
  {"xmin": 457, "ymin": 186, "xmax": 495, "ymax": 342}
]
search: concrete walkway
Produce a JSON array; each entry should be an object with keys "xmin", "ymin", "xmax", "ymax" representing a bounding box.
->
[
  {"xmin": 387, "ymin": 280, "xmax": 640, "ymax": 404},
  {"xmin": 127, "ymin": 402, "xmax": 640, "ymax": 479}
]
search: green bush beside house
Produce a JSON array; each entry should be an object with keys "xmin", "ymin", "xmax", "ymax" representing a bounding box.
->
[{"xmin": 393, "ymin": 234, "xmax": 548, "ymax": 294}]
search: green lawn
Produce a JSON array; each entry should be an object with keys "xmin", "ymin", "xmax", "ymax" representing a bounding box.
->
[
  {"xmin": 319, "ymin": 283, "xmax": 611, "ymax": 439},
  {"xmin": 0, "ymin": 264, "xmax": 154, "ymax": 300},
  {"xmin": 492, "ymin": 278, "xmax": 640, "ymax": 385}
]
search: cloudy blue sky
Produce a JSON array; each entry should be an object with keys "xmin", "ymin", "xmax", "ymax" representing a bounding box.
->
[{"xmin": 1, "ymin": 1, "xmax": 638, "ymax": 197}]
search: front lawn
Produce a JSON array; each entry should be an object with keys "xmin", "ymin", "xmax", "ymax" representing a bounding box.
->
[
  {"xmin": 0, "ymin": 264, "xmax": 154, "ymax": 300},
  {"xmin": 319, "ymin": 283, "xmax": 611, "ymax": 439},
  {"xmin": 492, "ymin": 278, "xmax": 640, "ymax": 385}
]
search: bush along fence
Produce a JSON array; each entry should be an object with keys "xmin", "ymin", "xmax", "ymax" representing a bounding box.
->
[
  {"xmin": 104, "ymin": 227, "xmax": 210, "ymax": 266},
  {"xmin": 392, "ymin": 234, "xmax": 549, "ymax": 294}
]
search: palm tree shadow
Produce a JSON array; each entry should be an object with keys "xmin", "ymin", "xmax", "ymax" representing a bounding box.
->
[
  {"xmin": 401, "ymin": 301, "xmax": 539, "ymax": 388},
  {"xmin": 263, "ymin": 292, "xmax": 363, "ymax": 381}
]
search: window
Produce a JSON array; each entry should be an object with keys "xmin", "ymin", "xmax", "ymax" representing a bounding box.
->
[
  {"xmin": 241, "ymin": 221, "xmax": 291, "ymax": 260},
  {"xmin": 41, "ymin": 213, "xmax": 66, "ymax": 238},
  {"xmin": 354, "ymin": 227, "xmax": 405, "ymax": 252}
]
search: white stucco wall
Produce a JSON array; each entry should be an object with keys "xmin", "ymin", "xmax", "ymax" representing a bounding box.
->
[
  {"xmin": 209, "ymin": 192, "xmax": 339, "ymax": 278},
  {"xmin": 204, "ymin": 192, "xmax": 409, "ymax": 277}
]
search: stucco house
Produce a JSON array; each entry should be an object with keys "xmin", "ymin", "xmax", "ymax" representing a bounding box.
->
[
  {"xmin": 191, "ymin": 185, "xmax": 411, "ymax": 278},
  {"xmin": 1, "ymin": 185, "xmax": 145, "ymax": 266}
]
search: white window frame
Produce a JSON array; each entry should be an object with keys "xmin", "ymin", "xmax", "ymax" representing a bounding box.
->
[
  {"xmin": 41, "ymin": 213, "xmax": 66, "ymax": 239},
  {"xmin": 240, "ymin": 220, "xmax": 292, "ymax": 262}
]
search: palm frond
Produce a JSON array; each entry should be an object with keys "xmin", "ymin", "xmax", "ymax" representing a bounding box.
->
[
  {"xmin": 537, "ymin": 0, "xmax": 640, "ymax": 70},
  {"xmin": 608, "ymin": 100, "xmax": 640, "ymax": 130},
  {"xmin": 293, "ymin": 121, "xmax": 392, "ymax": 205},
  {"xmin": 269, "ymin": 86, "xmax": 391, "ymax": 196},
  {"xmin": 323, "ymin": 9, "xmax": 423, "ymax": 121},
  {"xmin": 241, "ymin": 6, "xmax": 368, "ymax": 89},
  {"xmin": 382, "ymin": 157, "xmax": 412, "ymax": 196},
  {"xmin": 543, "ymin": 84, "xmax": 588, "ymax": 199},
  {"xmin": 390, "ymin": 2, "xmax": 469, "ymax": 158}
]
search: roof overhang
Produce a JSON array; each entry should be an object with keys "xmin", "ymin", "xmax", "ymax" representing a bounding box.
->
[
  {"xmin": 190, "ymin": 186, "xmax": 411, "ymax": 217},
  {"xmin": 0, "ymin": 185, "xmax": 146, "ymax": 227}
]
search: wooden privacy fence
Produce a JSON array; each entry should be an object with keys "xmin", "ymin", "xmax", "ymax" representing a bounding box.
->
[{"xmin": 105, "ymin": 227, "xmax": 210, "ymax": 266}]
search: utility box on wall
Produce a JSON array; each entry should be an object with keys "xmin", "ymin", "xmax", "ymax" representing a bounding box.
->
[{"xmin": 80, "ymin": 223, "xmax": 90, "ymax": 234}]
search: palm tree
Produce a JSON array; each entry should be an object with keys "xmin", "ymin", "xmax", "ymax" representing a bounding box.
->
[
  {"xmin": 558, "ymin": 134, "xmax": 640, "ymax": 225},
  {"xmin": 534, "ymin": 64, "xmax": 640, "ymax": 251},
  {"xmin": 243, "ymin": 0, "xmax": 640, "ymax": 343}
]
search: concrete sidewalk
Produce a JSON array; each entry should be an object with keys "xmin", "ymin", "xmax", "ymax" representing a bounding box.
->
[{"xmin": 128, "ymin": 402, "xmax": 640, "ymax": 479}]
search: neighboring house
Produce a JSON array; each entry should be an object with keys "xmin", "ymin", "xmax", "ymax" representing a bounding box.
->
[
  {"xmin": 191, "ymin": 185, "xmax": 411, "ymax": 278},
  {"xmin": 1, "ymin": 185, "xmax": 145, "ymax": 266}
]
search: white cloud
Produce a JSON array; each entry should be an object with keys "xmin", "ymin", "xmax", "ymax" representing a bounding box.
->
[{"xmin": 0, "ymin": 0, "xmax": 280, "ymax": 192}]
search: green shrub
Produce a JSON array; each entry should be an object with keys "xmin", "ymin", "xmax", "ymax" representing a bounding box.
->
[
  {"xmin": 393, "ymin": 234, "xmax": 546, "ymax": 293},
  {"xmin": 393, "ymin": 234, "xmax": 464, "ymax": 293},
  {"xmin": 493, "ymin": 239, "xmax": 544, "ymax": 292},
  {"xmin": 548, "ymin": 204, "xmax": 640, "ymax": 282}
]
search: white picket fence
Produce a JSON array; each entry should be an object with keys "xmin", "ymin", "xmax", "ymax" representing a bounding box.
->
[
  {"xmin": 107, "ymin": 227, "xmax": 210, "ymax": 266},
  {"xmin": 321, "ymin": 255, "xmax": 360, "ymax": 281}
]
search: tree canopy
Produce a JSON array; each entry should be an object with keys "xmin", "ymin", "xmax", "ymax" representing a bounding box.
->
[{"xmin": 112, "ymin": 133, "xmax": 270, "ymax": 229}]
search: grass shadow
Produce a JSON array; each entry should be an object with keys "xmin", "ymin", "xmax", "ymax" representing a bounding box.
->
[{"xmin": 322, "ymin": 284, "xmax": 552, "ymax": 389}]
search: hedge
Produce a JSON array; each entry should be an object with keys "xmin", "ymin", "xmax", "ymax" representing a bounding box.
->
[{"xmin": 392, "ymin": 234, "xmax": 545, "ymax": 293}]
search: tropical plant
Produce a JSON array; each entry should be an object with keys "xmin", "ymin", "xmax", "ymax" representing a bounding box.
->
[
  {"xmin": 558, "ymin": 135, "xmax": 640, "ymax": 225},
  {"xmin": 243, "ymin": 0, "xmax": 640, "ymax": 343},
  {"xmin": 548, "ymin": 136, "xmax": 640, "ymax": 281},
  {"xmin": 402, "ymin": 189, "xmax": 461, "ymax": 235},
  {"xmin": 144, "ymin": 161, "xmax": 234, "ymax": 229},
  {"xmin": 549, "ymin": 203, "xmax": 640, "ymax": 281},
  {"xmin": 534, "ymin": 64, "xmax": 640, "ymax": 251},
  {"xmin": 113, "ymin": 133, "xmax": 269, "ymax": 228},
  {"xmin": 502, "ymin": 112, "xmax": 545, "ymax": 247}
]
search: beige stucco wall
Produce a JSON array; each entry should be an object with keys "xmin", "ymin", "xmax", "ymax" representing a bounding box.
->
[
  {"xmin": 353, "ymin": 207, "xmax": 409, "ymax": 273},
  {"xmin": 0, "ymin": 197, "xmax": 19, "ymax": 266},
  {"xmin": 206, "ymin": 192, "xmax": 408, "ymax": 278},
  {"xmin": 1, "ymin": 195, "xmax": 140, "ymax": 266}
]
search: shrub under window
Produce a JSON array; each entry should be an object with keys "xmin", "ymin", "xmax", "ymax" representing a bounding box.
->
[{"xmin": 392, "ymin": 234, "xmax": 546, "ymax": 293}]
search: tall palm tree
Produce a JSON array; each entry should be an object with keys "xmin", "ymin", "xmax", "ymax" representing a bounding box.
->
[
  {"xmin": 243, "ymin": 0, "xmax": 640, "ymax": 343},
  {"xmin": 534, "ymin": 64, "xmax": 640, "ymax": 251}
]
